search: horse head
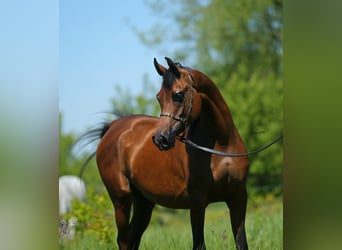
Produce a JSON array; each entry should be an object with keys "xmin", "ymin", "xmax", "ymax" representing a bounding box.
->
[{"xmin": 152, "ymin": 57, "xmax": 202, "ymax": 151}]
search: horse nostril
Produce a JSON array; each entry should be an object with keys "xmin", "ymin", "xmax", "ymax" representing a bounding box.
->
[
  {"xmin": 152, "ymin": 132, "xmax": 172, "ymax": 151},
  {"xmin": 152, "ymin": 134, "xmax": 169, "ymax": 150},
  {"xmin": 160, "ymin": 134, "xmax": 169, "ymax": 146}
]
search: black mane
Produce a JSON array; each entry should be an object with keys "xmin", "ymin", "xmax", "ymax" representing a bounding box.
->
[{"xmin": 162, "ymin": 70, "xmax": 177, "ymax": 89}]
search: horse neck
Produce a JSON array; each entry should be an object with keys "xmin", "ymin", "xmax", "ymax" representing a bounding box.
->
[{"xmin": 190, "ymin": 69, "xmax": 235, "ymax": 143}]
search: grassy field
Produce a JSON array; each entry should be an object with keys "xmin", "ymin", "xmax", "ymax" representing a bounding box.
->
[{"xmin": 60, "ymin": 196, "xmax": 282, "ymax": 250}]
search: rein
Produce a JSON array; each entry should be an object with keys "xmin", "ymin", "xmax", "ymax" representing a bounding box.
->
[{"xmin": 176, "ymin": 134, "xmax": 283, "ymax": 157}]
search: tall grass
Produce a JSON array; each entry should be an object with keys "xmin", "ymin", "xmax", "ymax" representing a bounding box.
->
[{"xmin": 60, "ymin": 197, "xmax": 282, "ymax": 249}]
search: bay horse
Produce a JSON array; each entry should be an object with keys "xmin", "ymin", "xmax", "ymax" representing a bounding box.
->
[{"xmin": 95, "ymin": 57, "xmax": 249, "ymax": 249}]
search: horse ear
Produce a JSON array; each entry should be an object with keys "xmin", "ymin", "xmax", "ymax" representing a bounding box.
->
[
  {"xmin": 154, "ymin": 58, "xmax": 167, "ymax": 76},
  {"xmin": 165, "ymin": 57, "xmax": 180, "ymax": 78}
]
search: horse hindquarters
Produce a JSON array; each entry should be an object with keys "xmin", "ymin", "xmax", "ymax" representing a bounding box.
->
[
  {"xmin": 96, "ymin": 117, "xmax": 158, "ymax": 249},
  {"xmin": 96, "ymin": 122, "xmax": 132, "ymax": 249}
]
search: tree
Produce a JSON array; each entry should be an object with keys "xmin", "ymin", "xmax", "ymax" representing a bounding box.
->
[
  {"xmin": 137, "ymin": 0, "xmax": 282, "ymax": 82},
  {"xmin": 59, "ymin": 113, "xmax": 103, "ymax": 187},
  {"xmin": 110, "ymin": 74, "xmax": 160, "ymax": 116},
  {"xmin": 59, "ymin": 113, "xmax": 81, "ymax": 176}
]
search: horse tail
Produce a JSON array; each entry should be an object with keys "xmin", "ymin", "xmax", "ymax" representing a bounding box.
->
[
  {"xmin": 77, "ymin": 110, "xmax": 130, "ymax": 178},
  {"xmin": 77, "ymin": 122, "xmax": 111, "ymax": 178}
]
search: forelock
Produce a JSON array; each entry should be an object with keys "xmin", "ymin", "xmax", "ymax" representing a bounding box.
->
[{"xmin": 162, "ymin": 70, "xmax": 176, "ymax": 89}]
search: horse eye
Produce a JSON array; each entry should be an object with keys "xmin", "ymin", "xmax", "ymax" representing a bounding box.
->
[{"xmin": 172, "ymin": 92, "xmax": 185, "ymax": 103}]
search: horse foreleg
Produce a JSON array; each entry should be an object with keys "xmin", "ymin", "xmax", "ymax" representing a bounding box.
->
[
  {"xmin": 190, "ymin": 205, "xmax": 206, "ymax": 250},
  {"xmin": 128, "ymin": 191, "xmax": 155, "ymax": 249},
  {"xmin": 113, "ymin": 196, "xmax": 132, "ymax": 250},
  {"xmin": 226, "ymin": 187, "xmax": 248, "ymax": 250}
]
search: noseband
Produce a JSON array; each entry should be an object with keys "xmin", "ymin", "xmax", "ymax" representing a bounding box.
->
[{"xmin": 160, "ymin": 72, "xmax": 195, "ymax": 128}]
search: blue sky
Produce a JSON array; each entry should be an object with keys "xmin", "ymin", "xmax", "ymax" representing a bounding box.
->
[{"xmin": 60, "ymin": 1, "xmax": 169, "ymax": 134}]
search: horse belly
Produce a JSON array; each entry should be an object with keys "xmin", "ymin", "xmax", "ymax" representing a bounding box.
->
[{"xmin": 135, "ymin": 183, "xmax": 190, "ymax": 209}]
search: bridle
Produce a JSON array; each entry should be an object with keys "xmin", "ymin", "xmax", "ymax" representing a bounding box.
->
[
  {"xmin": 158, "ymin": 70, "xmax": 283, "ymax": 157},
  {"xmin": 159, "ymin": 72, "xmax": 195, "ymax": 129}
]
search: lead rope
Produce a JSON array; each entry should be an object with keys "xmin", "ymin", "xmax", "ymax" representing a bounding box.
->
[{"xmin": 176, "ymin": 134, "xmax": 283, "ymax": 157}]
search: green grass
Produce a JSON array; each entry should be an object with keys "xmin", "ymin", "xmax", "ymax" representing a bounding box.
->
[{"xmin": 60, "ymin": 198, "xmax": 282, "ymax": 249}]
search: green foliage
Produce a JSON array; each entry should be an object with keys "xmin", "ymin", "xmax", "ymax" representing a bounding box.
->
[
  {"xmin": 60, "ymin": 197, "xmax": 282, "ymax": 249},
  {"xmin": 221, "ymin": 72, "xmax": 283, "ymax": 189},
  {"xmin": 110, "ymin": 76, "xmax": 160, "ymax": 116},
  {"xmin": 59, "ymin": 113, "xmax": 84, "ymax": 176},
  {"xmin": 139, "ymin": 0, "xmax": 282, "ymax": 80},
  {"xmin": 61, "ymin": 185, "xmax": 116, "ymax": 247},
  {"xmin": 59, "ymin": 113, "xmax": 104, "ymax": 188}
]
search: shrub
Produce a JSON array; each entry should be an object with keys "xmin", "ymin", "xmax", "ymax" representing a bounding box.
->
[{"xmin": 63, "ymin": 185, "xmax": 117, "ymax": 245}]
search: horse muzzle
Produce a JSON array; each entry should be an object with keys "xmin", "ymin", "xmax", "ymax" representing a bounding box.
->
[{"xmin": 152, "ymin": 131, "xmax": 176, "ymax": 151}]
